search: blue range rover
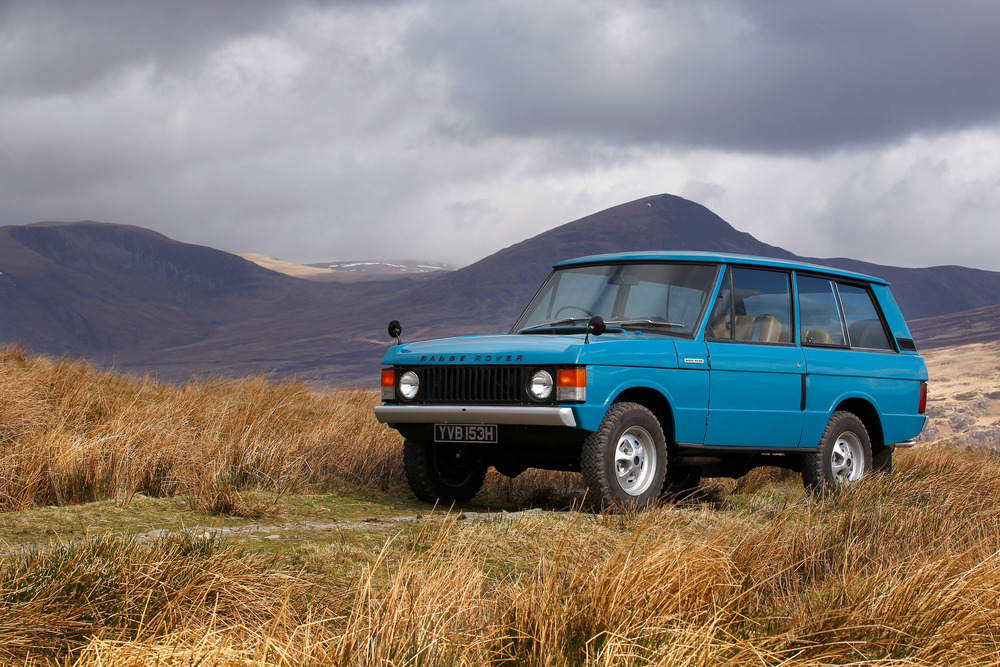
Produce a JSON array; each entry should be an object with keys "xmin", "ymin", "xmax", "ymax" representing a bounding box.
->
[{"xmin": 375, "ymin": 252, "xmax": 928, "ymax": 509}]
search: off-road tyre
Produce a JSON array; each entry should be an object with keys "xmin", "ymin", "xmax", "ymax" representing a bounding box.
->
[
  {"xmin": 802, "ymin": 411, "xmax": 873, "ymax": 493},
  {"xmin": 581, "ymin": 402, "xmax": 668, "ymax": 511},
  {"xmin": 403, "ymin": 439, "xmax": 487, "ymax": 504}
]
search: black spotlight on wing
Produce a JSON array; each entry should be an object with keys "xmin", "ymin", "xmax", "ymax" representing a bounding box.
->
[
  {"xmin": 585, "ymin": 316, "xmax": 605, "ymax": 344},
  {"xmin": 387, "ymin": 320, "xmax": 403, "ymax": 345}
]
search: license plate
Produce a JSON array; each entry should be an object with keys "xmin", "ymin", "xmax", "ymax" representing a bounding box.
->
[{"xmin": 434, "ymin": 424, "xmax": 498, "ymax": 443}]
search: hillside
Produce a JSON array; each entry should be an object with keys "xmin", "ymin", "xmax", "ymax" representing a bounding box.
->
[
  {"xmin": 0, "ymin": 221, "xmax": 409, "ymax": 383},
  {"xmin": 0, "ymin": 222, "xmax": 293, "ymax": 355},
  {"xmin": 908, "ymin": 304, "xmax": 1000, "ymax": 348},
  {"xmin": 2, "ymin": 195, "xmax": 1000, "ymax": 385}
]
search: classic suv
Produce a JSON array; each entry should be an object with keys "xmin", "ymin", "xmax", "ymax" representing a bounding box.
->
[{"xmin": 375, "ymin": 252, "xmax": 928, "ymax": 509}]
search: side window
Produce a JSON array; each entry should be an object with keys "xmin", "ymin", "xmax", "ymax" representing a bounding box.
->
[
  {"xmin": 838, "ymin": 283, "xmax": 893, "ymax": 350},
  {"xmin": 707, "ymin": 267, "xmax": 791, "ymax": 343},
  {"xmin": 797, "ymin": 276, "xmax": 847, "ymax": 345}
]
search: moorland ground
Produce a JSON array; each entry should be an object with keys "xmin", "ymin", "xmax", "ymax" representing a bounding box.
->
[{"xmin": 1, "ymin": 343, "xmax": 999, "ymax": 665}]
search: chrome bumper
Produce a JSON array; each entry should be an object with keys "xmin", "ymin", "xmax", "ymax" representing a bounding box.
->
[
  {"xmin": 894, "ymin": 440, "xmax": 918, "ymax": 449},
  {"xmin": 374, "ymin": 404, "xmax": 577, "ymax": 427}
]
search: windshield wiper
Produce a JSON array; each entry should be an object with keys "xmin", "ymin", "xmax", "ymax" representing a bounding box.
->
[
  {"xmin": 517, "ymin": 317, "xmax": 593, "ymax": 333},
  {"xmin": 606, "ymin": 318, "xmax": 683, "ymax": 330}
]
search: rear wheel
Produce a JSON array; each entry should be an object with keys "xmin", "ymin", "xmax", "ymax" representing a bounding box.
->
[
  {"xmin": 403, "ymin": 439, "xmax": 487, "ymax": 504},
  {"xmin": 802, "ymin": 411, "xmax": 872, "ymax": 492},
  {"xmin": 581, "ymin": 402, "xmax": 667, "ymax": 510}
]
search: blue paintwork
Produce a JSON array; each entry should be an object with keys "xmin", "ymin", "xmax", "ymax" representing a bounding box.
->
[
  {"xmin": 704, "ymin": 342, "xmax": 806, "ymax": 447},
  {"xmin": 382, "ymin": 333, "xmax": 586, "ymax": 366},
  {"xmin": 382, "ymin": 330, "xmax": 682, "ymax": 368},
  {"xmin": 801, "ymin": 346, "xmax": 927, "ymax": 446},
  {"xmin": 573, "ymin": 362, "xmax": 709, "ymax": 436},
  {"xmin": 380, "ymin": 251, "xmax": 928, "ymax": 450}
]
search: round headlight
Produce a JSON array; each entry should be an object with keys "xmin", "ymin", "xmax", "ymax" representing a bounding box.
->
[
  {"xmin": 398, "ymin": 370, "xmax": 419, "ymax": 400},
  {"xmin": 527, "ymin": 369, "xmax": 554, "ymax": 401}
]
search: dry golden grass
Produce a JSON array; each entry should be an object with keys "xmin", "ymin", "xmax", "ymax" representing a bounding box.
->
[
  {"xmin": 33, "ymin": 453, "xmax": 1000, "ymax": 667},
  {"xmin": 4, "ymin": 345, "xmax": 1000, "ymax": 665},
  {"xmin": 0, "ymin": 345, "xmax": 404, "ymax": 513}
]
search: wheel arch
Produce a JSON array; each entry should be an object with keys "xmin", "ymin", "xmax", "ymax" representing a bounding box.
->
[
  {"xmin": 611, "ymin": 386, "xmax": 675, "ymax": 445},
  {"xmin": 834, "ymin": 397, "xmax": 885, "ymax": 450}
]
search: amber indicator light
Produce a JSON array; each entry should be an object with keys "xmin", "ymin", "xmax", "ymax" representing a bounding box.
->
[{"xmin": 557, "ymin": 368, "xmax": 586, "ymax": 387}]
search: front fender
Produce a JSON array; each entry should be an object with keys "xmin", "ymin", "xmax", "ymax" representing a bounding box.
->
[{"xmin": 572, "ymin": 365, "xmax": 709, "ymax": 444}]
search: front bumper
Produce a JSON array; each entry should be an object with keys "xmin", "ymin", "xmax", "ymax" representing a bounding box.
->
[{"xmin": 374, "ymin": 404, "xmax": 578, "ymax": 427}]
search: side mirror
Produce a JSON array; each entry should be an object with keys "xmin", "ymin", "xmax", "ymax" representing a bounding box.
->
[
  {"xmin": 387, "ymin": 320, "xmax": 403, "ymax": 345},
  {"xmin": 585, "ymin": 316, "xmax": 605, "ymax": 343}
]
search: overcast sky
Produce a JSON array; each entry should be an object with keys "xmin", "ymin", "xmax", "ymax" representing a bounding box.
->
[{"xmin": 3, "ymin": 0, "xmax": 1000, "ymax": 270}]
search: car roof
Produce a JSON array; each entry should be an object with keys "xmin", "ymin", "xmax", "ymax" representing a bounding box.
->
[{"xmin": 552, "ymin": 251, "xmax": 888, "ymax": 285}]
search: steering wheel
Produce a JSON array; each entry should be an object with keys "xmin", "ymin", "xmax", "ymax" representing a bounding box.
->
[{"xmin": 554, "ymin": 305, "xmax": 595, "ymax": 319}]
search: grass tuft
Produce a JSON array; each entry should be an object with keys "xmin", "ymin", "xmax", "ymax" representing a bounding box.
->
[{"xmin": 0, "ymin": 346, "xmax": 404, "ymax": 512}]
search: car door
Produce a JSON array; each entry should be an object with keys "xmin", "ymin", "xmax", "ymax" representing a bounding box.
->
[
  {"xmin": 797, "ymin": 275, "xmax": 918, "ymax": 447},
  {"xmin": 704, "ymin": 266, "xmax": 805, "ymax": 448}
]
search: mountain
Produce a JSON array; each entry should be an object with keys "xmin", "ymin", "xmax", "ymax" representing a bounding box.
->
[
  {"xmin": 0, "ymin": 221, "xmax": 288, "ymax": 354},
  {"xmin": 2, "ymin": 195, "xmax": 1000, "ymax": 386},
  {"xmin": 388, "ymin": 195, "xmax": 795, "ymax": 340},
  {"xmin": 0, "ymin": 221, "xmax": 406, "ymax": 383},
  {"xmin": 391, "ymin": 195, "xmax": 1000, "ymax": 340}
]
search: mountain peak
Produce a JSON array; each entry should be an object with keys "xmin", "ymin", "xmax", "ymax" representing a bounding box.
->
[{"xmin": 543, "ymin": 194, "xmax": 792, "ymax": 258}]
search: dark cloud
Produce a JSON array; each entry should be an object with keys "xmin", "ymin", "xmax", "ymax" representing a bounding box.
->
[
  {"xmin": 408, "ymin": 0, "xmax": 1000, "ymax": 153},
  {"xmin": 0, "ymin": 0, "xmax": 295, "ymax": 95}
]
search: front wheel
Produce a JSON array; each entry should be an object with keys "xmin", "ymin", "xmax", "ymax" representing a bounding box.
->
[
  {"xmin": 802, "ymin": 411, "xmax": 873, "ymax": 493},
  {"xmin": 403, "ymin": 439, "xmax": 487, "ymax": 504},
  {"xmin": 581, "ymin": 402, "xmax": 667, "ymax": 510}
]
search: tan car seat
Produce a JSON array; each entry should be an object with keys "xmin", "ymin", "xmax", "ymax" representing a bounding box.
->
[{"xmin": 803, "ymin": 329, "xmax": 834, "ymax": 344}]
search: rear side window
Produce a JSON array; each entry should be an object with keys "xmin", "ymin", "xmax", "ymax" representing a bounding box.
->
[
  {"xmin": 708, "ymin": 267, "xmax": 791, "ymax": 343},
  {"xmin": 838, "ymin": 283, "xmax": 893, "ymax": 350},
  {"xmin": 797, "ymin": 276, "xmax": 847, "ymax": 345}
]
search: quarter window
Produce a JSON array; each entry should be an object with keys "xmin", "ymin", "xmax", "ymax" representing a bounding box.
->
[{"xmin": 838, "ymin": 283, "xmax": 893, "ymax": 350}]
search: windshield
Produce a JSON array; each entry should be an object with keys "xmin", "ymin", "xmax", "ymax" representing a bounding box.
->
[{"xmin": 512, "ymin": 262, "xmax": 719, "ymax": 336}]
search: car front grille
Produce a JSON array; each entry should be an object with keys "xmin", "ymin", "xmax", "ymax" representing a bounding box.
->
[{"xmin": 422, "ymin": 365, "xmax": 524, "ymax": 404}]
